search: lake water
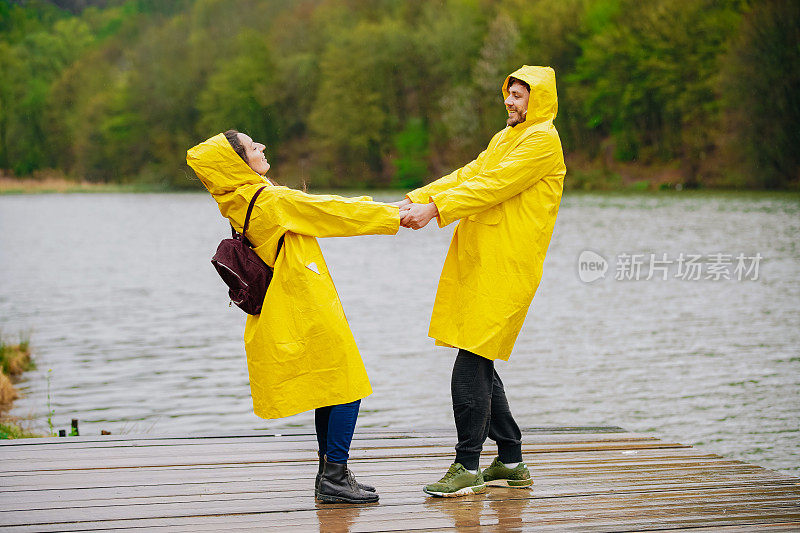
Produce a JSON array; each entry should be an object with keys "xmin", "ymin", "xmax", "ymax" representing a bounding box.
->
[{"xmin": 1, "ymin": 191, "xmax": 798, "ymax": 476}]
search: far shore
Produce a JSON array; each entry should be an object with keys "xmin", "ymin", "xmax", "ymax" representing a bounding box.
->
[
  {"xmin": 2, "ymin": 174, "xmax": 798, "ymax": 196},
  {"xmin": 0, "ymin": 176, "xmax": 175, "ymax": 195}
]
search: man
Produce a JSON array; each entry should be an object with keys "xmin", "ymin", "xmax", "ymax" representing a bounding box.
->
[{"xmin": 397, "ymin": 66, "xmax": 565, "ymax": 497}]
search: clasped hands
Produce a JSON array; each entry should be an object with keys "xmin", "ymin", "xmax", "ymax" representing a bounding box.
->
[{"xmin": 389, "ymin": 198, "xmax": 438, "ymax": 230}]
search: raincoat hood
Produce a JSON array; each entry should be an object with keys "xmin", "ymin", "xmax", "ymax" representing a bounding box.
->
[
  {"xmin": 186, "ymin": 133, "xmax": 267, "ymax": 196},
  {"xmin": 502, "ymin": 65, "xmax": 558, "ymax": 127}
]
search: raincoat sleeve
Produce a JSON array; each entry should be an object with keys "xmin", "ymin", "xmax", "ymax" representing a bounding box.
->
[
  {"xmin": 250, "ymin": 186, "xmax": 400, "ymax": 238},
  {"xmin": 406, "ymin": 148, "xmax": 489, "ymax": 204},
  {"xmin": 430, "ymin": 131, "xmax": 561, "ymax": 227}
]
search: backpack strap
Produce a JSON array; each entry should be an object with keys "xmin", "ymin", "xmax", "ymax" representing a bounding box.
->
[{"xmin": 240, "ymin": 185, "xmax": 267, "ymax": 241}]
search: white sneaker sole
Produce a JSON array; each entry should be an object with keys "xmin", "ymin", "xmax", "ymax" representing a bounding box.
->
[
  {"xmin": 485, "ymin": 479, "xmax": 533, "ymax": 488},
  {"xmin": 423, "ymin": 484, "xmax": 486, "ymax": 497}
]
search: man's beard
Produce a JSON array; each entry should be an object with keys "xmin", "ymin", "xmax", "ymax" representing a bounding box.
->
[{"xmin": 506, "ymin": 107, "xmax": 526, "ymax": 127}]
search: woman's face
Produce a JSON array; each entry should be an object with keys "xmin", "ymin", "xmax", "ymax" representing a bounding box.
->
[{"xmin": 237, "ymin": 133, "xmax": 270, "ymax": 175}]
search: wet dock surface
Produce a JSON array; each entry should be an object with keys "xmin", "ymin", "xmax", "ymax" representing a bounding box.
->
[{"xmin": 1, "ymin": 427, "xmax": 799, "ymax": 531}]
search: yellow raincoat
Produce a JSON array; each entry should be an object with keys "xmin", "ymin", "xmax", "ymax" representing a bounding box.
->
[
  {"xmin": 406, "ymin": 66, "xmax": 565, "ymax": 361},
  {"xmin": 187, "ymin": 134, "xmax": 399, "ymax": 419}
]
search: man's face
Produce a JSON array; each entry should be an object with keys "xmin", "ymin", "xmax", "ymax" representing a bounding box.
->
[{"xmin": 504, "ymin": 81, "xmax": 530, "ymax": 127}]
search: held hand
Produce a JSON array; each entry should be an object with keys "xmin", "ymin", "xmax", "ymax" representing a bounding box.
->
[
  {"xmin": 400, "ymin": 202, "xmax": 438, "ymax": 230},
  {"xmin": 389, "ymin": 198, "xmax": 412, "ymax": 208}
]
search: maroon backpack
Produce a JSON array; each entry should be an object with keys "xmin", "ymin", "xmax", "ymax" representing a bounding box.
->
[{"xmin": 211, "ymin": 186, "xmax": 283, "ymax": 315}]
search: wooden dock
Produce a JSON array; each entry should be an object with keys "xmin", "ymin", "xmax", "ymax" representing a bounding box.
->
[{"xmin": 1, "ymin": 427, "xmax": 798, "ymax": 532}]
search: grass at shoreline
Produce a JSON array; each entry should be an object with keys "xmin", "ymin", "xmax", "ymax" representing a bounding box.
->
[
  {"xmin": 0, "ymin": 335, "xmax": 42, "ymax": 439},
  {"xmin": 0, "ymin": 421, "xmax": 40, "ymax": 439},
  {"xmin": 0, "ymin": 335, "xmax": 34, "ymax": 405}
]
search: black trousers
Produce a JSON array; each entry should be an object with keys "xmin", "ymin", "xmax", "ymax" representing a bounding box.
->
[{"xmin": 452, "ymin": 349, "xmax": 523, "ymax": 470}]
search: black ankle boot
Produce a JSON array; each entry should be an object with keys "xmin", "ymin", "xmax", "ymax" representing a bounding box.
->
[
  {"xmin": 315, "ymin": 454, "xmax": 324, "ymax": 496},
  {"xmin": 315, "ymin": 455, "xmax": 375, "ymax": 495},
  {"xmin": 317, "ymin": 460, "xmax": 379, "ymax": 504}
]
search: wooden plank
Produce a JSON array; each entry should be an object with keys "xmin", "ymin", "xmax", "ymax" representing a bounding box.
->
[
  {"xmin": 658, "ymin": 525, "xmax": 800, "ymax": 532},
  {"xmin": 6, "ymin": 454, "xmax": 779, "ymax": 492},
  {"xmin": 0, "ymin": 428, "xmax": 797, "ymax": 532},
  {"xmin": 0, "ymin": 452, "xmax": 783, "ymax": 488},
  {"xmin": 1, "ymin": 505, "xmax": 798, "ymax": 533},
  {"xmin": 0, "ymin": 433, "xmax": 660, "ymax": 457},
  {"xmin": 2, "ymin": 476, "xmax": 798, "ymax": 517},
  {"xmin": 0, "ymin": 431, "xmax": 646, "ymax": 458},
  {"xmin": 0, "ymin": 448, "xmax": 727, "ymax": 479},
  {"xmin": 0, "ymin": 456, "xmax": 744, "ymax": 493},
  {"xmin": 4, "ymin": 468, "xmax": 791, "ymax": 499},
  {"xmin": 153, "ymin": 522, "xmax": 800, "ymax": 533},
  {"xmin": 2, "ymin": 468, "xmax": 797, "ymax": 515},
  {"xmin": 2, "ymin": 455, "xmax": 790, "ymax": 495},
  {"xmin": 1, "ymin": 488, "xmax": 799, "ymax": 532},
  {"xmin": 0, "ymin": 440, "xmax": 692, "ymax": 474},
  {"xmin": 0, "ymin": 426, "xmax": 627, "ymax": 448},
  {"xmin": 1, "ymin": 447, "xmax": 725, "ymax": 476},
  {"xmin": 2, "ymin": 460, "xmax": 794, "ymax": 501},
  {"xmin": 3, "ymin": 485, "xmax": 799, "ymax": 527},
  {"xmin": 0, "ymin": 434, "xmax": 667, "ymax": 465},
  {"xmin": 3, "ymin": 476, "xmax": 794, "ymax": 512},
  {"xmin": 9, "ymin": 458, "xmax": 792, "ymax": 510},
  {"xmin": 0, "ymin": 455, "xmax": 761, "ymax": 502}
]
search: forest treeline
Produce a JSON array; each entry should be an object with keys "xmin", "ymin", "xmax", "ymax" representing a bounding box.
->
[{"xmin": 1, "ymin": 0, "xmax": 798, "ymax": 190}]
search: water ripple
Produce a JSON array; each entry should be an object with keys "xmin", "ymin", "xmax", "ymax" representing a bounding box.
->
[{"xmin": 1, "ymin": 191, "xmax": 797, "ymax": 476}]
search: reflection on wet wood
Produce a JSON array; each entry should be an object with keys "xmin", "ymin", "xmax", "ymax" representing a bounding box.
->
[{"xmin": 1, "ymin": 428, "xmax": 798, "ymax": 531}]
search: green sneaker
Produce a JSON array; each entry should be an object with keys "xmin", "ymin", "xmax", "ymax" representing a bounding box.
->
[
  {"xmin": 423, "ymin": 463, "xmax": 486, "ymax": 497},
  {"xmin": 482, "ymin": 457, "xmax": 533, "ymax": 488}
]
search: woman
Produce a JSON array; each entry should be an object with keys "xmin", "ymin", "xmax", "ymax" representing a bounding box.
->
[{"xmin": 187, "ymin": 130, "xmax": 400, "ymax": 504}]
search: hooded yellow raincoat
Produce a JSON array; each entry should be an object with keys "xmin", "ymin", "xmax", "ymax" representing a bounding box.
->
[
  {"xmin": 406, "ymin": 66, "xmax": 565, "ymax": 361},
  {"xmin": 187, "ymin": 134, "xmax": 399, "ymax": 419}
]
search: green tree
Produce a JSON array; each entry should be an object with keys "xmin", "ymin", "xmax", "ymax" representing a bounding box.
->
[
  {"xmin": 110, "ymin": 11, "xmax": 203, "ymax": 185},
  {"xmin": 720, "ymin": 0, "xmax": 800, "ymax": 189},
  {"xmin": 570, "ymin": 0, "xmax": 741, "ymax": 183},
  {"xmin": 1, "ymin": 0, "xmax": 794, "ymax": 190},
  {"xmin": 393, "ymin": 117, "xmax": 429, "ymax": 189},
  {"xmin": 412, "ymin": 0, "xmax": 486, "ymax": 167},
  {"xmin": 310, "ymin": 17, "xmax": 418, "ymax": 187},
  {"xmin": 472, "ymin": 12, "xmax": 522, "ymax": 141},
  {"xmin": 197, "ymin": 30, "xmax": 280, "ymax": 149},
  {"xmin": 1, "ymin": 17, "xmax": 94, "ymax": 174},
  {"xmin": 501, "ymin": 0, "xmax": 600, "ymax": 153}
]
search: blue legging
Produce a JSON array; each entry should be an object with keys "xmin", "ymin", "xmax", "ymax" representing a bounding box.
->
[{"xmin": 315, "ymin": 399, "xmax": 361, "ymax": 464}]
